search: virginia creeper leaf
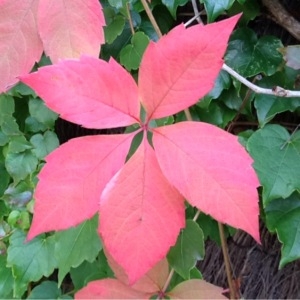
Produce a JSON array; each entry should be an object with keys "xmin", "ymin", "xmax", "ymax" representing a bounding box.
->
[
  {"xmin": 75, "ymin": 279, "xmax": 151, "ymax": 299},
  {"xmin": 167, "ymin": 279, "xmax": 227, "ymax": 299},
  {"xmin": 106, "ymin": 249, "xmax": 169, "ymax": 293},
  {"xmin": 27, "ymin": 281, "xmax": 66, "ymax": 299},
  {"xmin": 27, "ymin": 133, "xmax": 134, "ymax": 240},
  {"xmin": 153, "ymin": 122, "xmax": 260, "ymax": 242},
  {"xmin": 7, "ymin": 230, "xmax": 57, "ymax": 298},
  {"xmin": 265, "ymin": 193, "xmax": 300, "ymax": 268},
  {"xmin": 247, "ymin": 125, "xmax": 300, "ymax": 205},
  {"xmin": 0, "ymin": 0, "xmax": 43, "ymax": 92},
  {"xmin": 139, "ymin": 15, "xmax": 240, "ymax": 121},
  {"xmin": 99, "ymin": 137, "xmax": 185, "ymax": 284},
  {"xmin": 167, "ymin": 219, "xmax": 205, "ymax": 279},
  {"xmin": 54, "ymin": 215, "xmax": 102, "ymax": 286},
  {"xmin": 38, "ymin": 0, "xmax": 105, "ymax": 63},
  {"xmin": 21, "ymin": 56, "xmax": 140, "ymax": 129}
]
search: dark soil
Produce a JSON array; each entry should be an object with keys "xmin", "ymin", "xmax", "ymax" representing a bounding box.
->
[{"xmin": 198, "ymin": 223, "xmax": 300, "ymax": 299}]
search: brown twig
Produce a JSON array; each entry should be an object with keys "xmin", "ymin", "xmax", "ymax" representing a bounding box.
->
[{"xmin": 262, "ymin": 0, "xmax": 300, "ymax": 41}]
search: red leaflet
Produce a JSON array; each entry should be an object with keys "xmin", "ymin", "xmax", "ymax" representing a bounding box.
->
[
  {"xmin": 139, "ymin": 15, "xmax": 240, "ymax": 121},
  {"xmin": 0, "ymin": 0, "xmax": 43, "ymax": 93},
  {"xmin": 27, "ymin": 134, "xmax": 134, "ymax": 240},
  {"xmin": 153, "ymin": 122, "xmax": 260, "ymax": 242},
  {"xmin": 0, "ymin": 0, "xmax": 105, "ymax": 92},
  {"xmin": 21, "ymin": 57, "xmax": 140, "ymax": 129},
  {"xmin": 38, "ymin": 0, "xmax": 105, "ymax": 63},
  {"xmin": 99, "ymin": 137, "xmax": 185, "ymax": 283},
  {"xmin": 22, "ymin": 14, "xmax": 260, "ymax": 287},
  {"xmin": 167, "ymin": 279, "xmax": 227, "ymax": 299},
  {"xmin": 75, "ymin": 279, "xmax": 151, "ymax": 299}
]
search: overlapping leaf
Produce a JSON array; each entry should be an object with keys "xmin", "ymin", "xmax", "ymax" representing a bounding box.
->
[
  {"xmin": 38, "ymin": 0, "xmax": 105, "ymax": 63},
  {"xmin": 0, "ymin": 0, "xmax": 105, "ymax": 92},
  {"xmin": 139, "ymin": 15, "xmax": 240, "ymax": 120},
  {"xmin": 27, "ymin": 133, "xmax": 134, "ymax": 240},
  {"xmin": 21, "ymin": 57, "xmax": 140, "ymax": 129},
  {"xmin": 99, "ymin": 137, "xmax": 185, "ymax": 283},
  {"xmin": 0, "ymin": 0, "xmax": 42, "ymax": 93},
  {"xmin": 153, "ymin": 122, "xmax": 260, "ymax": 242}
]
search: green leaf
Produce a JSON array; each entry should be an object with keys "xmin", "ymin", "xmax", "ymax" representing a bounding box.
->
[
  {"xmin": 0, "ymin": 255, "xmax": 14, "ymax": 298},
  {"xmin": 7, "ymin": 230, "xmax": 57, "ymax": 298},
  {"xmin": 0, "ymin": 163, "xmax": 10, "ymax": 196},
  {"xmin": 265, "ymin": 193, "xmax": 300, "ymax": 268},
  {"xmin": 167, "ymin": 220, "xmax": 205, "ymax": 279},
  {"xmin": 254, "ymin": 68, "xmax": 300, "ymax": 127},
  {"xmin": 1, "ymin": 115, "xmax": 21, "ymax": 135},
  {"xmin": 104, "ymin": 13, "xmax": 126, "ymax": 44},
  {"xmin": 0, "ymin": 94, "xmax": 15, "ymax": 117},
  {"xmin": 280, "ymin": 45, "xmax": 300, "ymax": 70},
  {"xmin": 5, "ymin": 150, "xmax": 38, "ymax": 183},
  {"xmin": 162, "ymin": 0, "xmax": 189, "ymax": 19},
  {"xmin": 120, "ymin": 31, "xmax": 149, "ymax": 70},
  {"xmin": 8, "ymin": 136, "xmax": 32, "ymax": 153},
  {"xmin": 247, "ymin": 124, "xmax": 300, "ymax": 205},
  {"xmin": 30, "ymin": 131, "xmax": 59, "ymax": 159},
  {"xmin": 255, "ymin": 95, "xmax": 300, "ymax": 127},
  {"xmin": 201, "ymin": 0, "xmax": 234, "ymax": 22},
  {"xmin": 27, "ymin": 281, "xmax": 69, "ymax": 299},
  {"xmin": 3, "ymin": 181, "xmax": 33, "ymax": 209},
  {"xmin": 28, "ymin": 98, "xmax": 58, "ymax": 128},
  {"xmin": 228, "ymin": 0, "xmax": 260, "ymax": 24},
  {"xmin": 0, "ymin": 131, "xmax": 9, "ymax": 146},
  {"xmin": 54, "ymin": 215, "xmax": 102, "ymax": 286},
  {"xmin": 225, "ymin": 28, "xmax": 283, "ymax": 77},
  {"xmin": 70, "ymin": 250, "xmax": 114, "ymax": 290},
  {"xmin": 25, "ymin": 116, "xmax": 48, "ymax": 133}
]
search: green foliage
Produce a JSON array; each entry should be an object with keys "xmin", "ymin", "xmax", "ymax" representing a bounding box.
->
[
  {"xmin": 247, "ymin": 125, "xmax": 300, "ymax": 205},
  {"xmin": 168, "ymin": 220, "xmax": 205, "ymax": 279}
]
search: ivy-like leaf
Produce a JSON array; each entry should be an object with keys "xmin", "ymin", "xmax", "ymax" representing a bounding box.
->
[
  {"xmin": 99, "ymin": 137, "xmax": 185, "ymax": 283},
  {"xmin": 153, "ymin": 122, "xmax": 260, "ymax": 242},
  {"xmin": 54, "ymin": 215, "xmax": 102, "ymax": 285},
  {"xmin": 225, "ymin": 28, "xmax": 283, "ymax": 77},
  {"xmin": 265, "ymin": 193, "xmax": 300, "ymax": 268},
  {"xmin": 201, "ymin": 0, "xmax": 235, "ymax": 22},
  {"xmin": 247, "ymin": 125, "xmax": 300, "ymax": 205},
  {"xmin": 38, "ymin": 0, "xmax": 105, "ymax": 63},
  {"xmin": 7, "ymin": 230, "xmax": 57, "ymax": 298},
  {"xmin": 167, "ymin": 220, "xmax": 205, "ymax": 279},
  {"xmin": 120, "ymin": 32, "xmax": 150, "ymax": 71},
  {"xmin": 0, "ymin": 255, "xmax": 13, "ymax": 298}
]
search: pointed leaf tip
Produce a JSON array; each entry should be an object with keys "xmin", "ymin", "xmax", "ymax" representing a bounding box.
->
[
  {"xmin": 99, "ymin": 137, "xmax": 185, "ymax": 283},
  {"xmin": 139, "ymin": 14, "xmax": 240, "ymax": 120},
  {"xmin": 153, "ymin": 121, "xmax": 260, "ymax": 243}
]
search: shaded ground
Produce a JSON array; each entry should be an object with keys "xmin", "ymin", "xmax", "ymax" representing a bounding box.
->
[{"xmin": 198, "ymin": 223, "xmax": 300, "ymax": 299}]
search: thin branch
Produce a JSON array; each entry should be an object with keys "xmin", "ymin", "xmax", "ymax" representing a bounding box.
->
[
  {"xmin": 191, "ymin": 0, "xmax": 203, "ymax": 24},
  {"xmin": 140, "ymin": 0, "xmax": 162, "ymax": 38},
  {"xmin": 218, "ymin": 222, "xmax": 236, "ymax": 299},
  {"xmin": 222, "ymin": 63, "xmax": 300, "ymax": 98},
  {"xmin": 126, "ymin": 3, "xmax": 135, "ymax": 35}
]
